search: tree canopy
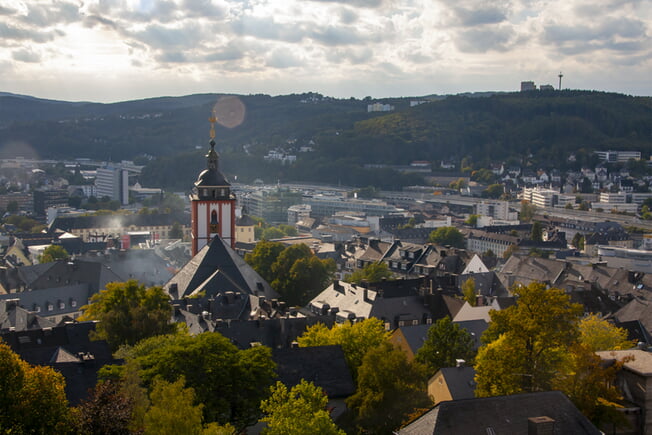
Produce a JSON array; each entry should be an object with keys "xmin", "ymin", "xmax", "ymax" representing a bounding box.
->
[
  {"xmin": 428, "ymin": 226, "xmax": 465, "ymax": 248},
  {"xmin": 298, "ymin": 318, "xmax": 390, "ymax": 380},
  {"xmin": 345, "ymin": 262, "xmax": 393, "ymax": 284},
  {"xmin": 415, "ymin": 316, "xmax": 476, "ymax": 375},
  {"xmin": 79, "ymin": 279, "xmax": 175, "ymax": 351},
  {"xmin": 246, "ymin": 242, "xmax": 335, "ymax": 306},
  {"xmin": 260, "ymin": 381, "xmax": 345, "ymax": 435},
  {"xmin": 579, "ymin": 314, "xmax": 633, "ymax": 352},
  {"xmin": 113, "ymin": 331, "xmax": 276, "ymax": 430},
  {"xmin": 476, "ymin": 282, "xmax": 583, "ymax": 395},
  {"xmin": 0, "ymin": 342, "xmax": 71, "ymax": 433},
  {"xmin": 345, "ymin": 341, "xmax": 431, "ymax": 434},
  {"xmin": 37, "ymin": 244, "xmax": 70, "ymax": 263}
]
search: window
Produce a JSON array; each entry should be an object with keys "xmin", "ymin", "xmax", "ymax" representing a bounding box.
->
[
  {"xmin": 58, "ymin": 300, "xmax": 65, "ymax": 309},
  {"xmin": 47, "ymin": 303, "xmax": 54, "ymax": 312}
]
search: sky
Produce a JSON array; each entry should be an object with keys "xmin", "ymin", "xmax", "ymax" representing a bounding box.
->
[{"xmin": 0, "ymin": 0, "xmax": 650, "ymax": 103}]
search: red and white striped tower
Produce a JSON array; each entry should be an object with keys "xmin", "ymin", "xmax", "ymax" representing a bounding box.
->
[{"xmin": 190, "ymin": 112, "xmax": 236, "ymax": 255}]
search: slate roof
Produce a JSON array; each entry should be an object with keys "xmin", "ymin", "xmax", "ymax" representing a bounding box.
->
[
  {"xmin": 272, "ymin": 345, "xmax": 355, "ymax": 398},
  {"xmin": 452, "ymin": 302, "xmax": 494, "ymax": 323},
  {"xmin": 395, "ymin": 319, "xmax": 488, "ymax": 356},
  {"xmin": 50, "ymin": 212, "xmax": 188, "ymax": 232},
  {"xmin": 614, "ymin": 298, "xmax": 652, "ymax": 335},
  {"xmin": 0, "ymin": 299, "xmax": 57, "ymax": 332},
  {"xmin": 398, "ymin": 391, "xmax": 600, "ymax": 435},
  {"xmin": 165, "ymin": 235, "xmax": 277, "ymax": 301},
  {"xmin": 498, "ymin": 255, "xmax": 566, "ymax": 287},
  {"xmin": 436, "ymin": 366, "xmax": 476, "ymax": 400},
  {"xmin": 1, "ymin": 322, "xmax": 117, "ymax": 405},
  {"xmin": 78, "ymin": 249, "xmax": 173, "ymax": 287}
]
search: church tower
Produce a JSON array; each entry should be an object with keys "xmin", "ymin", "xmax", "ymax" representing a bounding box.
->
[{"xmin": 190, "ymin": 111, "xmax": 236, "ymax": 255}]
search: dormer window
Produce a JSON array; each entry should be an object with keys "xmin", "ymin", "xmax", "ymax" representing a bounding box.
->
[{"xmin": 47, "ymin": 303, "xmax": 54, "ymax": 312}]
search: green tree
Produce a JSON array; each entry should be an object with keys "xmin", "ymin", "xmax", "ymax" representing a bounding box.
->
[
  {"xmin": 159, "ymin": 192, "xmax": 185, "ymax": 214},
  {"xmin": 0, "ymin": 342, "xmax": 72, "ymax": 433},
  {"xmin": 269, "ymin": 244, "xmax": 335, "ymax": 306},
  {"xmin": 144, "ymin": 377, "xmax": 205, "ymax": 435},
  {"xmin": 298, "ymin": 318, "xmax": 390, "ymax": 379},
  {"xmin": 260, "ymin": 381, "xmax": 345, "ymax": 435},
  {"xmin": 483, "ymin": 183, "xmax": 504, "ymax": 199},
  {"xmin": 277, "ymin": 224, "xmax": 298, "ymax": 237},
  {"xmin": 519, "ymin": 201, "xmax": 536, "ymax": 222},
  {"xmin": 118, "ymin": 332, "xmax": 276, "ymax": 429},
  {"xmin": 37, "ymin": 244, "xmax": 70, "ymax": 263},
  {"xmin": 169, "ymin": 221, "xmax": 184, "ymax": 239},
  {"xmin": 579, "ymin": 314, "xmax": 633, "ymax": 352},
  {"xmin": 346, "ymin": 342, "xmax": 431, "ymax": 434},
  {"xmin": 428, "ymin": 226, "xmax": 465, "ymax": 248},
  {"xmin": 79, "ymin": 279, "xmax": 175, "ymax": 351},
  {"xmin": 552, "ymin": 344, "xmax": 629, "ymax": 428},
  {"xmin": 530, "ymin": 221, "xmax": 543, "ymax": 242},
  {"xmin": 415, "ymin": 316, "xmax": 475, "ymax": 375},
  {"xmin": 345, "ymin": 262, "xmax": 393, "ymax": 284},
  {"xmin": 462, "ymin": 277, "xmax": 476, "ymax": 306},
  {"xmin": 465, "ymin": 214, "xmax": 479, "ymax": 227},
  {"xmin": 244, "ymin": 240, "xmax": 285, "ymax": 284},
  {"xmin": 449, "ymin": 178, "xmax": 467, "ymax": 191},
  {"xmin": 261, "ymin": 227, "xmax": 285, "ymax": 240},
  {"xmin": 475, "ymin": 283, "xmax": 583, "ymax": 395}
]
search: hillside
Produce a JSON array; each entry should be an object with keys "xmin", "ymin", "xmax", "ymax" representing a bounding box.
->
[{"xmin": 0, "ymin": 90, "xmax": 649, "ymax": 189}]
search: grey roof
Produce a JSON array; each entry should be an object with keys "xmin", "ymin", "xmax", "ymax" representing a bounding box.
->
[
  {"xmin": 272, "ymin": 345, "xmax": 355, "ymax": 398},
  {"xmin": 0, "ymin": 299, "xmax": 57, "ymax": 332},
  {"xmin": 0, "ymin": 284, "xmax": 94, "ymax": 318},
  {"xmin": 1, "ymin": 322, "xmax": 116, "ymax": 405},
  {"xmin": 165, "ymin": 235, "xmax": 277, "ymax": 301},
  {"xmin": 436, "ymin": 366, "xmax": 476, "ymax": 400},
  {"xmin": 399, "ymin": 391, "xmax": 600, "ymax": 435},
  {"xmin": 397, "ymin": 319, "xmax": 488, "ymax": 356},
  {"xmin": 50, "ymin": 212, "xmax": 188, "ymax": 232},
  {"xmin": 78, "ymin": 249, "xmax": 173, "ymax": 287}
]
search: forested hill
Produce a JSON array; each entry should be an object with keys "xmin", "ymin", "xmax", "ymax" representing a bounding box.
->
[{"xmin": 0, "ymin": 90, "xmax": 650, "ymax": 189}]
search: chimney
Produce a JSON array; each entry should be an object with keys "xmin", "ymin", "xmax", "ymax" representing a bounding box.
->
[
  {"xmin": 455, "ymin": 359, "xmax": 466, "ymax": 368},
  {"xmin": 528, "ymin": 416, "xmax": 555, "ymax": 435}
]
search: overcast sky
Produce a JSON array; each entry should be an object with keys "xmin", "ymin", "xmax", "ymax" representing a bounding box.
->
[{"xmin": 1, "ymin": 0, "xmax": 650, "ymax": 103}]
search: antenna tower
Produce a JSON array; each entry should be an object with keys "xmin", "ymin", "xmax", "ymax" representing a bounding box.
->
[{"xmin": 558, "ymin": 72, "xmax": 563, "ymax": 91}]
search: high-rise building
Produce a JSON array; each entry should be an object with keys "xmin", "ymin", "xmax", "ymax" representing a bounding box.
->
[
  {"xmin": 95, "ymin": 165, "xmax": 129, "ymax": 205},
  {"xmin": 189, "ymin": 116, "xmax": 236, "ymax": 255}
]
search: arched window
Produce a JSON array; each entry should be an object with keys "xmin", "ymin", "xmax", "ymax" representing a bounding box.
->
[{"xmin": 211, "ymin": 210, "xmax": 218, "ymax": 224}]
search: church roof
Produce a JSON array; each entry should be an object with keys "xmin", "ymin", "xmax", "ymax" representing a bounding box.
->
[{"xmin": 165, "ymin": 235, "xmax": 277, "ymax": 301}]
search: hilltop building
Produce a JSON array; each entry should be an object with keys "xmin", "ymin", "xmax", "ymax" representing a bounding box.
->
[{"xmin": 190, "ymin": 115, "xmax": 236, "ymax": 255}]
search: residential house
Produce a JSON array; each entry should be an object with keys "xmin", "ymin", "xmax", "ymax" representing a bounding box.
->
[
  {"xmin": 427, "ymin": 365, "xmax": 477, "ymax": 406},
  {"xmin": 398, "ymin": 391, "xmax": 601, "ymax": 434}
]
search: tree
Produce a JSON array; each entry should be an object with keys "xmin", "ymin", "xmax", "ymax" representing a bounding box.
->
[
  {"xmin": 260, "ymin": 381, "xmax": 345, "ymax": 435},
  {"xmin": 74, "ymin": 380, "xmax": 134, "ymax": 435},
  {"xmin": 475, "ymin": 283, "xmax": 583, "ymax": 395},
  {"xmin": 0, "ymin": 342, "xmax": 72, "ymax": 433},
  {"xmin": 449, "ymin": 178, "xmax": 467, "ymax": 191},
  {"xmin": 345, "ymin": 262, "xmax": 393, "ymax": 284},
  {"xmin": 571, "ymin": 232, "xmax": 585, "ymax": 250},
  {"xmin": 519, "ymin": 201, "xmax": 536, "ymax": 222},
  {"xmin": 244, "ymin": 240, "xmax": 285, "ymax": 284},
  {"xmin": 346, "ymin": 342, "xmax": 431, "ymax": 434},
  {"xmin": 415, "ymin": 316, "xmax": 475, "ymax": 375},
  {"xmin": 169, "ymin": 221, "xmax": 184, "ymax": 239},
  {"xmin": 502, "ymin": 244, "xmax": 519, "ymax": 259},
  {"xmin": 261, "ymin": 227, "xmax": 285, "ymax": 240},
  {"xmin": 428, "ymin": 226, "xmax": 465, "ymax": 248},
  {"xmin": 79, "ymin": 279, "xmax": 175, "ymax": 351},
  {"xmin": 118, "ymin": 332, "xmax": 276, "ymax": 429},
  {"xmin": 37, "ymin": 244, "xmax": 70, "ymax": 263},
  {"xmin": 269, "ymin": 244, "xmax": 335, "ymax": 306},
  {"xmin": 298, "ymin": 318, "xmax": 390, "ymax": 379},
  {"xmin": 144, "ymin": 378, "xmax": 205, "ymax": 435},
  {"xmin": 552, "ymin": 344, "xmax": 629, "ymax": 428},
  {"xmin": 462, "ymin": 277, "xmax": 476, "ymax": 306},
  {"xmin": 483, "ymin": 183, "xmax": 504, "ymax": 199},
  {"xmin": 579, "ymin": 315, "xmax": 633, "ymax": 352},
  {"xmin": 530, "ymin": 221, "xmax": 543, "ymax": 242},
  {"xmin": 465, "ymin": 214, "xmax": 479, "ymax": 227}
]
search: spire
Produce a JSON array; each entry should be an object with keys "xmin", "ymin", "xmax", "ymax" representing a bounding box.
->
[{"xmin": 207, "ymin": 109, "xmax": 218, "ymax": 171}]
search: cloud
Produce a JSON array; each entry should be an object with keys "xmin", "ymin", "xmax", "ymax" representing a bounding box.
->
[
  {"xmin": 455, "ymin": 26, "xmax": 515, "ymax": 52},
  {"xmin": 309, "ymin": 25, "xmax": 368, "ymax": 46},
  {"xmin": 452, "ymin": 6, "xmax": 508, "ymax": 26},
  {"xmin": 230, "ymin": 15, "xmax": 305, "ymax": 43},
  {"xmin": 266, "ymin": 48, "xmax": 302, "ymax": 68},
  {"xmin": 128, "ymin": 23, "xmax": 206, "ymax": 50},
  {"xmin": 306, "ymin": 0, "xmax": 384, "ymax": 8},
  {"xmin": 12, "ymin": 48, "xmax": 41, "ymax": 63},
  {"xmin": 0, "ymin": 22, "xmax": 58, "ymax": 42},
  {"xmin": 19, "ymin": 1, "xmax": 81, "ymax": 27}
]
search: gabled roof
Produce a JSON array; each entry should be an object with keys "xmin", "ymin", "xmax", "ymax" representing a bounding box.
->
[
  {"xmin": 436, "ymin": 366, "xmax": 476, "ymax": 400},
  {"xmin": 614, "ymin": 298, "xmax": 652, "ymax": 334},
  {"xmin": 452, "ymin": 302, "xmax": 493, "ymax": 323},
  {"xmin": 399, "ymin": 391, "xmax": 600, "ymax": 435},
  {"xmin": 165, "ymin": 235, "xmax": 277, "ymax": 301},
  {"xmin": 272, "ymin": 345, "xmax": 355, "ymax": 398}
]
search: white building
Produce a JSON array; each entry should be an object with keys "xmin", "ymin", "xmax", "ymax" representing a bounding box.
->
[{"xmin": 95, "ymin": 165, "xmax": 129, "ymax": 205}]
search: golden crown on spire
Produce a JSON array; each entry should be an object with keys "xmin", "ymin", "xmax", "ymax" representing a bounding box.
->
[{"xmin": 209, "ymin": 109, "xmax": 217, "ymax": 140}]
